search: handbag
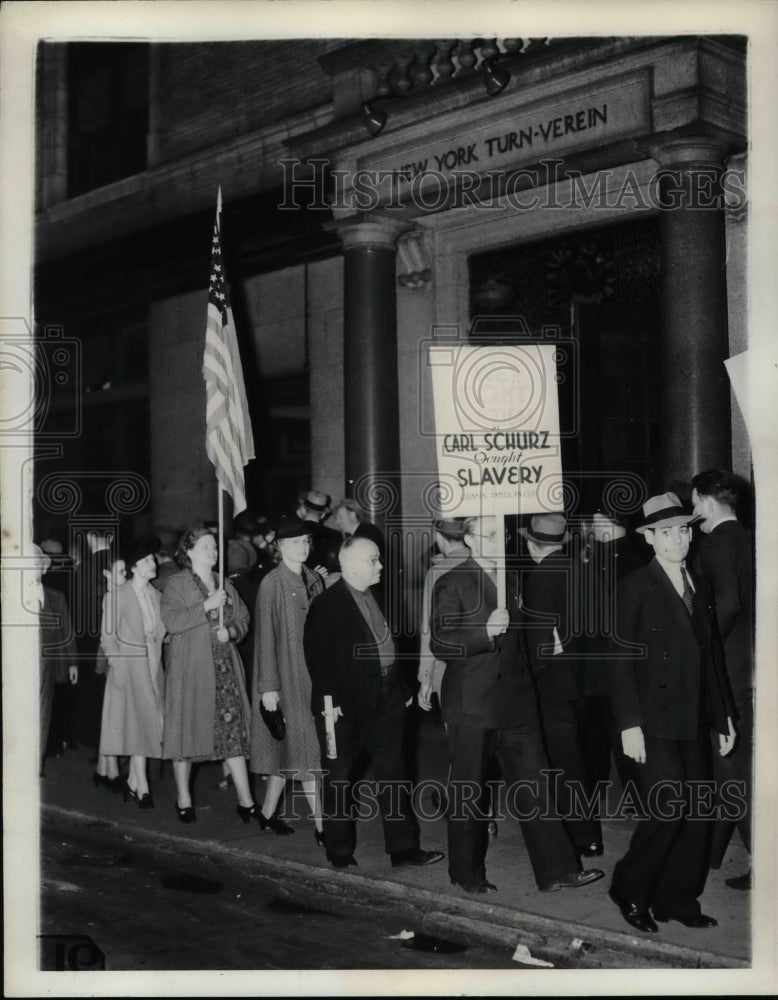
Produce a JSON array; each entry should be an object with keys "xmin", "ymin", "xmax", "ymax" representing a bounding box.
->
[{"xmin": 259, "ymin": 701, "xmax": 286, "ymax": 741}]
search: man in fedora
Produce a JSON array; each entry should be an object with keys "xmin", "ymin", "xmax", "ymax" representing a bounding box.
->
[
  {"xmin": 295, "ymin": 490, "xmax": 342, "ymax": 577},
  {"xmin": 520, "ymin": 512, "xmax": 603, "ymax": 859},
  {"xmin": 609, "ymin": 492, "xmax": 736, "ymax": 933},
  {"xmin": 430, "ymin": 514, "xmax": 603, "ymax": 895}
]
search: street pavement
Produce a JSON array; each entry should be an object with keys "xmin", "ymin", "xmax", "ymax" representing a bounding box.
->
[{"xmin": 38, "ymin": 711, "xmax": 750, "ymax": 970}]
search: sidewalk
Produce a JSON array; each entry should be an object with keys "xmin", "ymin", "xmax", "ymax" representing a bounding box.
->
[{"xmin": 39, "ymin": 714, "xmax": 750, "ymax": 970}]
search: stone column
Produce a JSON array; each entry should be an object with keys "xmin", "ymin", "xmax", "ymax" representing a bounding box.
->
[
  {"xmin": 654, "ymin": 138, "xmax": 732, "ymax": 486},
  {"xmin": 338, "ymin": 217, "xmax": 409, "ymax": 526}
]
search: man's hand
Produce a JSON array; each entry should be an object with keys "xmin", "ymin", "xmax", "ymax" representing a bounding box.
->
[
  {"xmin": 719, "ymin": 716, "xmax": 736, "ymax": 756},
  {"xmin": 322, "ymin": 704, "xmax": 343, "ymax": 722},
  {"xmin": 215, "ymin": 626, "xmax": 229, "ymax": 643},
  {"xmin": 486, "ymin": 607, "xmax": 510, "ymax": 639},
  {"xmin": 418, "ymin": 682, "xmax": 433, "ymax": 712},
  {"xmin": 313, "ymin": 564, "xmax": 329, "ymax": 578},
  {"xmin": 621, "ymin": 726, "xmax": 646, "ymax": 764},
  {"xmin": 262, "ymin": 691, "xmax": 280, "ymax": 712},
  {"xmin": 68, "ymin": 665, "xmax": 78, "ymax": 685}
]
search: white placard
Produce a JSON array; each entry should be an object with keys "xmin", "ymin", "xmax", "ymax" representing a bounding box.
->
[{"xmin": 429, "ymin": 343, "xmax": 563, "ymax": 516}]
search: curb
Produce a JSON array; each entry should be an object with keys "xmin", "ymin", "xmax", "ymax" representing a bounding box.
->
[{"xmin": 44, "ymin": 804, "xmax": 748, "ymax": 971}]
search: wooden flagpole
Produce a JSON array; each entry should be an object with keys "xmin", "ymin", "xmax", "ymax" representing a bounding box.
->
[{"xmin": 218, "ymin": 485, "xmax": 225, "ymax": 629}]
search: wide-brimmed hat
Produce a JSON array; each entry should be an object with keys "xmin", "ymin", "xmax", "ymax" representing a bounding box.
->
[
  {"xmin": 124, "ymin": 534, "xmax": 160, "ymax": 570},
  {"xmin": 433, "ymin": 518, "xmax": 468, "ymax": 540},
  {"xmin": 275, "ymin": 516, "xmax": 317, "ymax": 540},
  {"xmin": 635, "ymin": 492, "xmax": 697, "ymax": 534},
  {"xmin": 519, "ymin": 513, "xmax": 570, "ymax": 545},
  {"xmin": 227, "ymin": 538, "xmax": 258, "ymax": 574},
  {"xmin": 300, "ymin": 490, "xmax": 330, "ymax": 513}
]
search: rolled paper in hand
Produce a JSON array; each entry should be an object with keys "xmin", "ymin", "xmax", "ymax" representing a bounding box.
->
[{"xmin": 323, "ymin": 695, "xmax": 337, "ymax": 760}]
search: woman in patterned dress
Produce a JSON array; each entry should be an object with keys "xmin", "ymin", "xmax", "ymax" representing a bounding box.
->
[
  {"xmin": 250, "ymin": 517, "xmax": 325, "ymax": 843},
  {"xmin": 161, "ymin": 528, "xmax": 256, "ymax": 823}
]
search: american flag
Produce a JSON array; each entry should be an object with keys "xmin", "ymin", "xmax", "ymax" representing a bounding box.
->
[{"xmin": 202, "ymin": 188, "xmax": 255, "ymax": 514}]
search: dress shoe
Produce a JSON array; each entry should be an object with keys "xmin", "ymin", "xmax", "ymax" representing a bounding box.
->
[
  {"xmin": 137, "ymin": 792, "xmax": 154, "ymax": 810},
  {"xmin": 451, "ymin": 878, "xmax": 497, "ymax": 895},
  {"xmin": 539, "ymin": 868, "xmax": 604, "ymax": 892},
  {"xmin": 330, "ymin": 856, "xmax": 358, "ymax": 870},
  {"xmin": 92, "ymin": 772, "xmax": 112, "ymax": 790},
  {"xmin": 608, "ymin": 890, "xmax": 658, "ymax": 933},
  {"xmin": 257, "ymin": 810, "xmax": 295, "ymax": 835},
  {"xmin": 653, "ymin": 912, "xmax": 718, "ymax": 928},
  {"xmin": 725, "ymin": 870, "xmax": 752, "ymax": 890},
  {"xmin": 175, "ymin": 804, "xmax": 196, "ymax": 824},
  {"xmin": 390, "ymin": 848, "xmax": 445, "ymax": 869},
  {"xmin": 578, "ymin": 840, "xmax": 604, "ymax": 858}
]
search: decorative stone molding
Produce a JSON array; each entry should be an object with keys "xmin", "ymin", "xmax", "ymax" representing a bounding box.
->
[{"xmin": 397, "ymin": 232, "xmax": 431, "ymax": 289}]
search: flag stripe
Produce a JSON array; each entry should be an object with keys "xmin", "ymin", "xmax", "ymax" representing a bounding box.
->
[{"xmin": 202, "ymin": 190, "xmax": 255, "ymax": 514}]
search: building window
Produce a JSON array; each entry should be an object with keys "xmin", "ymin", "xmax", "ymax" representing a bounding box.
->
[{"xmin": 67, "ymin": 42, "xmax": 149, "ymax": 197}]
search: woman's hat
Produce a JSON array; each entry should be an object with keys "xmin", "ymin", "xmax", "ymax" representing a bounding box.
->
[
  {"xmin": 227, "ymin": 538, "xmax": 258, "ymax": 574},
  {"xmin": 124, "ymin": 534, "xmax": 160, "ymax": 570},
  {"xmin": 635, "ymin": 492, "xmax": 698, "ymax": 534},
  {"xmin": 519, "ymin": 513, "xmax": 570, "ymax": 545},
  {"xmin": 274, "ymin": 516, "xmax": 317, "ymax": 540}
]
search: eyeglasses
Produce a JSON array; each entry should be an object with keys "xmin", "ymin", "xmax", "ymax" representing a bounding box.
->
[
  {"xmin": 351, "ymin": 556, "xmax": 382, "ymax": 566},
  {"xmin": 470, "ymin": 532, "xmax": 498, "ymax": 542}
]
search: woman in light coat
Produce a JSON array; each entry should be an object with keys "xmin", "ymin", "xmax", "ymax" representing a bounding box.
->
[
  {"xmin": 99, "ymin": 537, "xmax": 165, "ymax": 808},
  {"xmin": 161, "ymin": 527, "xmax": 254, "ymax": 823}
]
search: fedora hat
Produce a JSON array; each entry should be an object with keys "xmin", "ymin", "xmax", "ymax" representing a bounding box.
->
[
  {"xmin": 519, "ymin": 513, "xmax": 570, "ymax": 545},
  {"xmin": 635, "ymin": 492, "xmax": 697, "ymax": 534},
  {"xmin": 300, "ymin": 490, "xmax": 330, "ymax": 513},
  {"xmin": 433, "ymin": 517, "xmax": 468, "ymax": 540},
  {"xmin": 227, "ymin": 538, "xmax": 258, "ymax": 574}
]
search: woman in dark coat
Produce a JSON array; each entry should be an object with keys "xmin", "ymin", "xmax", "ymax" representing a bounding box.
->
[
  {"xmin": 250, "ymin": 518, "xmax": 325, "ymax": 842},
  {"xmin": 161, "ymin": 528, "xmax": 255, "ymax": 823},
  {"xmin": 99, "ymin": 537, "xmax": 165, "ymax": 807}
]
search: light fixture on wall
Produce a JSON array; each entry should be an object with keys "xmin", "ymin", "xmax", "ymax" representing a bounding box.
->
[
  {"xmin": 482, "ymin": 55, "xmax": 511, "ymax": 97},
  {"xmin": 361, "ymin": 100, "xmax": 388, "ymax": 137}
]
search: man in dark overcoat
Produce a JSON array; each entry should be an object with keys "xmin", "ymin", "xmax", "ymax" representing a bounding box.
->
[
  {"xmin": 692, "ymin": 468, "xmax": 754, "ymax": 889},
  {"xmin": 303, "ymin": 535, "xmax": 443, "ymax": 872},
  {"xmin": 609, "ymin": 493, "xmax": 736, "ymax": 933},
  {"xmin": 430, "ymin": 515, "xmax": 603, "ymax": 895}
]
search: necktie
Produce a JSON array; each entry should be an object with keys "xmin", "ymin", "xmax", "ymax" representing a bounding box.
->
[{"xmin": 680, "ymin": 566, "xmax": 694, "ymax": 617}]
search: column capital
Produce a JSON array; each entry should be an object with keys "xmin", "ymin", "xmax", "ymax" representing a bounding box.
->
[
  {"xmin": 648, "ymin": 135, "xmax": 730, "ymax": 170},
  {"xmin": 326, "ymin": 212, "xmax": 414, "ymax": 251}
]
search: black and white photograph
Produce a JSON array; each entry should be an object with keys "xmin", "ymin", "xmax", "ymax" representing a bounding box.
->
[{"xmin": 2, "ymin": 1, "xmax": 777, "ymax": 995}]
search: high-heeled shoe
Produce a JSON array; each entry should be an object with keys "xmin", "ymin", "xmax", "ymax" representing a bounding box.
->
[
  {"xmin": 109, "ymin": 775, "xmax": 125, "ymax": 794},
  {"xmin": 236, "ymin": 802, "xmax": 260, "ymax": 824},
  {"xmin": 257, "ymin": 810, "xmax": 295, "ymax": 835},
  {"xmin": 314, "ymin": 829, "xmax": 326, "ymax": 848},
  {"xmin": 123, "ymin": 780, "xmax": 138, "ymax": 804},
  {"xmin": 92, "ymin": 772, "xmax": 111, "ymax": 790},
  {"xmin": 175, "ymin": 804, "xmax": 196, "ymax": 823},
  {"xmin": 137, "ymin": 792, "xmax": 154, "ymax": 810}
]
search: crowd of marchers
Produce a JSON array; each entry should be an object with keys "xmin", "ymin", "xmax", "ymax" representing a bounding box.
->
[{"xmin": 33, "ymin": 470, "xmax": 753, "ymax": 933}]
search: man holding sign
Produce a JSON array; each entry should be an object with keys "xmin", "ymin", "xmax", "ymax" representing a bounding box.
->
[{"xmin": 430, "ymin": 515, "xmax": 604, "ymax": 895}]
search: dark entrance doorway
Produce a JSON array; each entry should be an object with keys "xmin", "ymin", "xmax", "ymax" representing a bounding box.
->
[{"xmin": 468, "ymin": 216, "xmax": 661, "ymax": 515}]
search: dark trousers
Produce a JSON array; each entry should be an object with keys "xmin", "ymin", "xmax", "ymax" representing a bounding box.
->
[
  {"xmin": 74, "ymin": 662, "xmax": 105, "ymax": 749},
  {"xmin": 611, "ymin": 735, "xmax": 713, "ymax": 918},
  {"xmin": 710, "ymin": 687, "xmax": 752, "ymax": 865},
  {"xmin": 538, "ymin": 697, "xmax": 603, "ymax": 849},
  {"xmin": 578, "ymin": 695, "xmax": 641, "ymax": 791},
  {"xmin": 315, "ymin": 682, "xmax": 419, "ymax": 862},
  {"xmin": 445, "ymin": 723, "xmax": 579, "ymax": 888}
]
